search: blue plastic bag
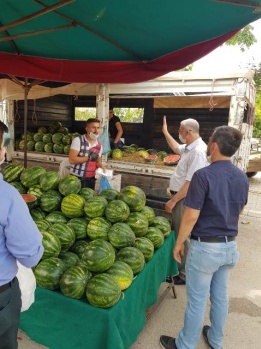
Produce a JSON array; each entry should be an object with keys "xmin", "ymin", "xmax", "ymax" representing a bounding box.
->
[
  {"xmin": 98, "ymin": 176, "xmax": 111, "ymax": 193},
  {"xmin": 98, "ymin": 127, "xmax": 111, "ymax": 154}
]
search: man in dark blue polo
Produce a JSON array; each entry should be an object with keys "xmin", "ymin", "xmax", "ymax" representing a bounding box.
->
[{"xmin": 160, "ymin": 126, "xmax": 249, "ymax": 349}]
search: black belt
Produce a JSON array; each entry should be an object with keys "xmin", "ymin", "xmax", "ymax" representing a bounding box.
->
[
  {"xmin": 0, "ymin": 281, "xmax": 11, "ymax": 293},
  {"xmin": 170, "ymin": 190, "xmax": 178, "ymax": 195},
  {"xmin": 191, "ymin": 235, "xmax": 236, "ymax": 243}
]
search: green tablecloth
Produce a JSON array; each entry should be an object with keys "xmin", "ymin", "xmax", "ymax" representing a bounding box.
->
[{"xmin": 20, "ymin": 232, "xmax": 178, "ymax": 349}]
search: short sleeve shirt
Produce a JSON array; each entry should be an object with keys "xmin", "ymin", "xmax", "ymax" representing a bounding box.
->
[
  {"xmin": 109, "ymin": 115, "xmax": 122, "ymax": 139},
  {"xmin": 70, "ymin": 136, "xmax": 102, "ymax": 156},
  {"xmin": 184, "ymin": 160, "xmax": 249, "ymax": 237},
  {"xmin": 169, "ymin": 137, "xmax": 209, "ymax": 191}
]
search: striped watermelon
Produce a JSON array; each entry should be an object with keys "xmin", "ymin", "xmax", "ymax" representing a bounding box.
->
[
  {"xmin": 140, "ymin": 206, "xmax": 155, "ymax": 224},
  {"xmin": 27, "ymin": 185, "xmax": 44, "ymax": 199},
  {"xmin": 106, "ymin": 261, "xmax": 134, "ymax": 290},
  {"xmin": 30, "ymin": 207, "xmax": 46, "ymax": 220},
  {"xmin": 59, "ymin": 175, "xmax": 81, "ymax": 196},
  {"xmin": 105, "ymin": 199, "xmax": 130, "ymax": 223},
  {"xmin": 60, "ymin": 265, "xmax": 88, "ymax": 299},
  {"xmin": 150, "ymin": 216, "xmax": 171, "ymax": 237},
  {"xmin": 40, "ymin": 189, "xmax": 62, "ymax": 212},
  {"xmin": 61, "ymin": 194, "xmax": 85, "ymax": 218},
  {"xmin": 67, "ymin": 217, "xmax": 88, "ymax": 240},
  {"xmin": 108, "ymin": 223, "xmax": 135, "ymax": 249},
  {"xmin": 42, "ymin": 133, "xmax": 53, "ymax": 143},
  {"xmin": 33, "ymin": 133, "xmax": 44, "ymax": 142},
  {"xmin": 49, "ymin": 223, "xmax": 76, "ymax": 251},
  {"xmin": 45, "ymin": 211, "xmax": 69, "ymax": 224},
  {"xmin": 44, "ymin": 142, "xmax": 53, "ymax": 153},
  {"xmin": 82, "ymin": 240, "xmax": 115, "ymax": 272},
  {"xmin": 78, "ymin": 187, "xmax": 95, "ymax": 201},
  {"xmin": 84, "ymin": 196, "xmax": 108, "ymax": 218},
  {"xmin": 133, "ymin": 237, "xmax": 154, "ymax": 262},
  {"xmin": 10, "ymin": 181, "xmax": 27, "ymax": 194},
  {"xmin": 87, "ymin": 217, "xmax": 112, "ymax": 241},
  {"xmin": 86, "ymin": 273, "xmax": 121, "ymax": 308},
  {"xmin": 34, "ymin": 257, "xmax": 66, "ymax": 290},
  {"xmin": 34, "ymin": 141, "xmax": 45, "ymax": 152},
  {"xmin": 62, "ymin": 134, "xmax": 72, "ymax": 145},
  {"xmin": 2, "ymin": 163, "xmax": 24, "ymax": 183},
  {"xmin": 63, "ymin": 145, "xmax": 70, "ymax": 155},
  {"xmin": 145, "ymin": 227, "xmax": 165, "ymax": 249},
  {"xmin": 20, "ymin": 166, "xmax": 46, "ymax": 188},
  {"xmin": 126, "ymin": 212, "xmax": 149, "ymax": 237},
  {"xmin": 39, "ymin": 171, "xmax": 61, "ymax": 191},
  {"xmin": 99, "ymin": 189, "xmax": 119, "ymax": 202},
  {"xmin": 117, "ymin": 186, "xmax": 146, "ymax": 212},
  {"xmin": 70, "ymin": 240, "xmax": 89, "ymax": 259},
  {"xmin": 34, "ymin": 219, "xmax": 52, "ymax": 232},
  {"xmin": 21, "ymin": 194, "xmax": 37, "ymax": 209},
  {"xmin": 41, "ymin": 230, "xmax": 61, "ymax": 259},
  {"xmin": 116, "ymin": 247, "xmax": 145, "ymax": 275},
  {"xmin": 52, "ymin": 132, "xmax": 64, "ymax": 144},
  {"xmin": 59, "ymin": 251, "xmax": 80, "ymax": 269}
]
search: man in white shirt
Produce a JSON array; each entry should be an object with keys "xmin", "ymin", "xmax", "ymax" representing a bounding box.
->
[{"xmin": 162, "ymin": 116, "xmax": 209, "ymax": 285}]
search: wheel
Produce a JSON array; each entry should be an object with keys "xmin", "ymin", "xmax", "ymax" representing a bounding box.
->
[{"xmin": 246, "ymin": 172, "xmax": 257, "ymax": 178}]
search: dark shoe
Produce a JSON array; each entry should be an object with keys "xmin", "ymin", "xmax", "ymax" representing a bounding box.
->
[
  {"xmin": 165, "ymin": 275, "xmax": 173, "ymax": 283},
  {"xmin": 173, "ymin": 275, "xmax": 186, "ymax": 285},
  {"xmin": 159, "ymin": 335, "xmax": 178, "ymax": 349},
  {"xmin": 202, "ymin": 325, "xmax": 214, "ymax": 349}
]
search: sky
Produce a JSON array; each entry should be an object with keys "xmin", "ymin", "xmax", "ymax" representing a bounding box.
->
[{"xmin": 193, "ymin": 18, "xmax": 261, "ymax": 73}]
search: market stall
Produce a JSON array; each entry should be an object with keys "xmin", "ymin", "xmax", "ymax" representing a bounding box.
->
[{"xmin": 20, "ymin": 232, "xmax": 177, "ymax": 349}]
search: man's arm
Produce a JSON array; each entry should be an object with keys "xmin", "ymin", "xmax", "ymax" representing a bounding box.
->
[
  {"xmin": 165, "ymin": 180, "xmax": 190, "ymax": 213},
  {"xmin": 173, "ymin": 206, "xmax": 200, "ymax": 263},
  {"xmin": 113, "ymin": 121, "xmax": 123, "ymax": 144},
  {"xmin": 162, "ymin": 115, "xmax": 180, "ymax": 154},
  {"xmin": 69, "ymin": 148, "xmax": 89, "ymax": 165}
]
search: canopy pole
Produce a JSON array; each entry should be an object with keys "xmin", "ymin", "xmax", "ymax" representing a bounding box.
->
[{"xmin": 23, "ymin": 78, "xmax": 30, "ymax": 168}]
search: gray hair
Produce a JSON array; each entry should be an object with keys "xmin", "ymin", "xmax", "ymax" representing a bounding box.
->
[{"xmin": 181, "ymin": 118, "xmax": 199, "ymax": 133}]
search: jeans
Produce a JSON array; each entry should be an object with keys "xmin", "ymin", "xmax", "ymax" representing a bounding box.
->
[{"xmin": 175, "ymin": 239, "xmax": 239, "ymax": 349}]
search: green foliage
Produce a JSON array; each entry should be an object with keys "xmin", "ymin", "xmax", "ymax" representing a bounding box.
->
[
  {"xmin": 253, "ymin": 66, "xmax": 261, "ymax": 138},
  {"xmin": 225, "ymin": 25, "xmax": 257, "ymax": 52},
  {"xmin": 75, "ymin": 107, "xmax": 96, "ymax": 120},
  {"xmin": 113, "ymin": 108, "xmax": 144, "ymax": 123}
]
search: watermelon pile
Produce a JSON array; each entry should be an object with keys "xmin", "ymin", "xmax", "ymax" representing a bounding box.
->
[{"xmin": 2, "ymin": 164, "xmax": 172, "ymax": 309}]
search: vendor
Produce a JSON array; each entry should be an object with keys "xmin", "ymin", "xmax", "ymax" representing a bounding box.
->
[{"xmin": 109, "ymin": 109, "xmax": 124, "ymax": 149}]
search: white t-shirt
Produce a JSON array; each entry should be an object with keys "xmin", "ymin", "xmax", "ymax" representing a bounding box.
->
[
  {"xmin": 169, "ymin": 137, "xmax": 209, "ymax": 192},
  {"xmin": 70, "ymin": 136, "xmax": 103, "ymax": 156}
]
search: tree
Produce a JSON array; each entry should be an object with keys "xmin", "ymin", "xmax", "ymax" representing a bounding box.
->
[
  {"xmin": 225, "ymin": 25, "xmax": 257, "ymax": 52},
  {"xmin": 253, "ymin": 65, "xmax": 261, "ymax": 137}
]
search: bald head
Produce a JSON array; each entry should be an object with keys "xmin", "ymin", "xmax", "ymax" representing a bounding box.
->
[{"xmin": 181, "ymin": 118, "xmax": 199, "ymax": 134}]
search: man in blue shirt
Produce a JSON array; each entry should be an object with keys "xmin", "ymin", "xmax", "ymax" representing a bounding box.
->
[
  {"xmin": 160, "ymin": 126, "xmax": 249, "ymax": 349},
  {"xmin": 0, "ymin": 122, "xmax": 44, "ymax": 349}
]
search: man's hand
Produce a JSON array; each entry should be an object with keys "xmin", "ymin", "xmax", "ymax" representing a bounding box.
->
[
  {"xmin": 165, "ymin": 198, "xmax": 177, "ymax": 213},
  {"xmin": 173, "ymin": 243, "xmax": 185, "ymax": 264},
  {"xmin": 89, "ymin": 151, "xmax": 99, "ymax": 161},
  {"xmin": 162, "ymin": 115, "xmax": 168, "ymax": 135}
]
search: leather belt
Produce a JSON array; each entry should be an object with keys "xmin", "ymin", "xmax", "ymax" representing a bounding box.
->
[
  {"xmin": 0, "ymin": 281, "xmax": 11, "ymax": 293},
  {"xmin": 170, "ymin": 190, "xmax": 178, "ymax": 195},
  {"xmin": 191, "ymin": 235, "xmax": 236, "ymax": 243}
]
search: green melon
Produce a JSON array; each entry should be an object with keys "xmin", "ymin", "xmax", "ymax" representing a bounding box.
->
[
  {"xmin": 78, "ymin": 187, "xmax": 95, "ymax": 201},
  {"xmin": 63, "ymin": 145, "xmax": 70, "ymax": 155},
  {"xmin": 87, "ymin": 217, "xmax": 111, "ymax": 241},
  {"xmin": 61, "ymin": 194, "xmax": 85, "ymax": 218},
  {"xmin": 52, "ymin": 132, "xmax": 64, "ymax": 144},
  {"xmin": 99, "ymin": 188, "xmax": 119, "ymax": 202},
  {"xmin": 49, "ymin": 223, "xmax": 76, "ymax": 251},
  {"xmin": 106, "ymin": 261, "xmax": 133, "ymax": 290},
  {"xmin": 45, "ymin": 211, "xmax": 68, "ymax": 224},
  {"xmin": 108, "ymin": 223, "xmax": 136, "ymax": 249},
  {"xmin": 2, "ymin": 164, "xmax": 24, "ymax": 183},
  {"xmin": 105, "ymin": 199, "xmax": 130, "ymax": 223},
  {"xmin": 84, "ymin": 196, "xmax": 108, "ymax": 218},
  {"xmin": 86, "ymin": 273, "xmax": 121, "ymax": 308},
  {"xmin": 37, "ymin": 126, "xmax": 48, "ymax": 134},
  {"xmin": 34, "ymin": 257, "xmax": 66, "ymax": 290},
  {"xmin": 145, "ymin": 227, "xmax": 165, "ymax": 249},
  {"xmin": 39, "ymin": 171, "xmax": 61, "ymax": 191},
  {"xmin": 117, "ymin": 185, "xmax": 146, "ymax": 212},
  {"xmin": 67, "ymin": 218, "xmax": 88, "ymax": 240},
  {"xmin": 41, "ymin": 230, "xmax": 61, "ymax": 259},
  {"xmin": 140, "ymin": 206, "xmax": 155, "ymax": 224},
  {"xmin": 33, "ymin": 133, "xmax": 44, "ymax": 142},
  {"xmin": 20, "ymin": 166, "xmax": 46, "ymax": 188},
  {"xmin": 27, "ymin": 185, "xmax": 44, "ymax": 199},
  {"xmin": 133, "ymin": 237, "xmax": 154, "ymax": 262},
  {"xmin": 53, "ymin": 143, "xmax": 64, "ymax": 154},
  {"xmin": 81, "ymin": 239, "xmax": 115, "ymax": 272},
  {"xmin": 30, "ymin": 207, "xmax": 46, "ymax": 220},
  {"xmin": 34, "ymin": 219, "xmax": 52, "ymax": 232},
  {"xmin": 60, "ymin": 265, "xmax": 88, "ymax": 299},
  {"xmin": 126, "ymin": 212, "xmax": 149, "ymax": 237},
  {"xmin": 40, "ymin": 189, "xmax": 62, "ymax": 212},
  {"xmin": 44, "ymin": 142, "xmax": 53, "ymax": 153},
  {"xmin": 10, "ymin": 181, "xmax": 27, "ymax": 194},
  {"xmin": 34, "ymin": 141, "xmax": 45, "ymax": 152},
  {"xmin": 111, "ymin": 149, "xmax": 123, "ymax": 159},
  {"xmin": 42, "ymin": 133, "xmax": 53, "ymax": 143},
  {"xmin": 70, "ymin": 240, "xmax": 89, "ymax": 259},
  {"xmin": 62, "ymin": 134, "xmax": 72, "ymax": 145},
  {"xmin": 58, "ymin": 175, "xmax": 81, "ymax": 196},
  {"xmin": 150, "ymin": 216, "xmax": 171, "ymax": 237},
  {"xmin": 116, "ymin": 246, "xmax": 145, "ymax": 275},
  {"xmin": 59, "ymin": 251, "xmax": 80, "ymax": 270}
]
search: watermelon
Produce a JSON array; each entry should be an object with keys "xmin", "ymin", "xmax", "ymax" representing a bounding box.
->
[
  {"xmin": 81, "ymin": 240, "xmax": 115, "ymax": 272},
  {"xmin": 126, "ymin": 212, "xmax": 149, "ymax": 237},
  {"xmin": 27, "ymin": 140, "xmax": 35, "ymax": 151},
  {"xmin": 37, "ymin": 126, "xmax": 48, "ymax": 134},
  {"xmin": 117, "ymin": 186, "xmax": 146, "ymax": 212},
  {"xmin": 2, "ymin": 163, "xmax": 24, "ymax": 183},
  {"xmin": 84, "ymin": 196, "xmax": 108, "ymax": 218},
  {"xmin": 49, "ymin": 223, "xmax": 76, "ymax": 251},
  {"xmin": 59, "ymin": 175, "xmax": 81, "ymax": 196},
  {"xmin": 53, "ymin": 143, "xmax": 64, "ymax": 154},
  {"xmin": 20, "ymin": 166, "xmax": 46, "ymax": 188},
  {"xmin": 138, "ymin": 150, "xmax": 149, "ymax": 158},
  {"xmin": 10, "ymin": 181, "xmax": 27, "ymax": 194},
  {"xmin": 106, "ymin": 261, "xmax": 133, "ymax": 290},
  {"xmin": 86, "ymin": 273, "xmax": 121, "ymax": 308},
  {"xmin": 140, "ymin": 206, "xmax": 155, "ymax": 224},
  {"xmin": 105, "ymin": 199, "xmax": 130, "ymax": 223},
  {"xmin": 27, "ymin": 185, "xmax": 44, "ymax": 199},
  {"xmin": 45, "ymin": 211, "xmax": 68, "ymax": 224},
  {"xmin": 61, "ymin": 194, "xmax": 85, "ymax": 218},
  {"xmin": 60, "ymin": 265, "xmax": 88, "ymax": 299},
  {"xmin": 87, "ymin": 217, "xmax": 111, "ymax": 240},
  {"xmin": 63, "ymin": 145, "xmax": 70, "ymax": 155},
  {"xmin": 111, "ymin": 149, "xmax": 123, "ymax": 159},
  {"xmin": 40, "ymin": 189, "xmax": 62, "ymax": 212},
  {"xmin": 150, "ymin": 216, "xmax": 171, "ymax": 237},
  {"xmin": 62, "ymin": 134, "xmax": 72, "ymax": 145},
  {"xmin": 19, "ymin": 140, "xmax": 25, "ymax": 150},
  {"xmin": 34, "ymin": 141, "xmax": 45, "ymax": 152},
  {"xmin": 33, "ymin": 133, "xmax": 44, "ymax": 142},
  {"xmin": 157, "ymin": 151, "xmax": 168, "ymax": 160},
  {"xmin": 39, "ymin": 171, "xmax": 61, "ymax": 191},
  {"xmin": 133, "ymin": 237, "xmax": 154, "ymax": 261},
  {"xmin": 30, "ymin": 207, "xmax": 46, "ymax": 220},
  {"xmin": 145, "ymin": 154, "xmax": 158, "ymax": 163},
  {"xmin": 59, "ymin": 251, "xmax": 80, "ymax": 269},
  {"xmin": 42, "ymin": 133, "xmax": 53, "ymax": 143},
  {"xmin": 99, "ymin": 188, "xmax": 119, "ymax": 202},
  {"xmin": 78, "ymin": 187, "xmax": 95, "ymax": 201},
  {"xmin": 67, "ymin": 217, "xmax": 88, "ymax": 240},
  {"xmin": 41, "ymin": 230, "xmax": 61, "ymax": 259},
  {"xmin": 164, "ymin": 154, "xmax": 180, "ymax": 166},
  {"xmin": 145, "ymin": 227, "xmax": 165, "ymax": 249},
  {"xmin": 108, "ymin": 223, "xmax": 135, "ymax": 249},
  {"xmin": 57, "ymin": 127, "xmax": 69, "ymax": 135},
  {"xmin": 70, "ymin": 240, "xmax": 89, "ymax": 259},
  {"xmin": 146, "ymin": 149, "xmax": 158, "ymax": 155},
  {"xmin": 44, "ymin": 142, "xmax": 53, "ymax": 153},
  {"xmin": 21, "ymin": 194, "xmax": 37, "ymax": 209},
  {"xmin": 116, "ymin": 247, "xmax": 145, "ymax": 275},
  {"xmin": 52, "ymin": 132, "xmax": 64, "ymax": 144},
  {"xmin": 34, "ymin": 257, "xmax": 65, "ymax": 290},
  {"xmin": 34, "ymin": 219, "xmax": 52, "ymax": 232}
]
